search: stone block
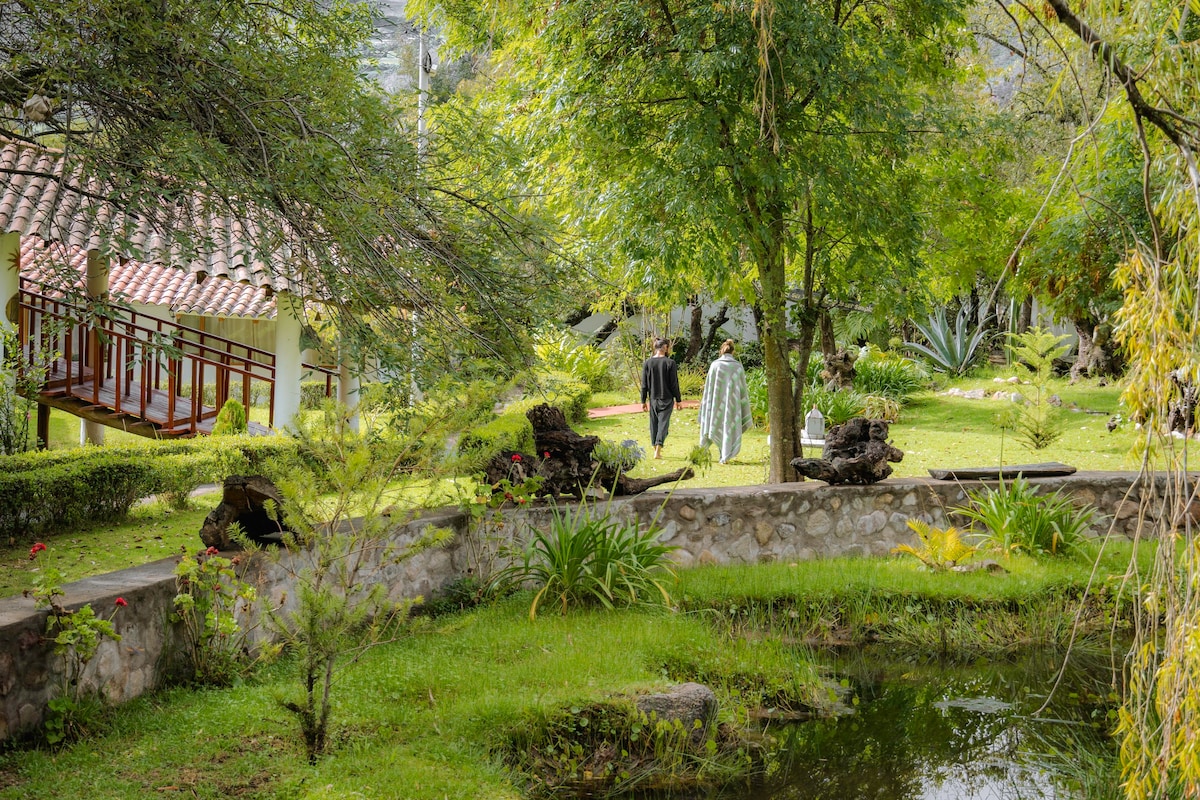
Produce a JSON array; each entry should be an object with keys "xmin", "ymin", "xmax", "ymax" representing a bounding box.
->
[
  {"xmin": 804, "ymin": 509, "xmax": 832, "ymax": 537},
  {"xmin": 778, "ymin": 523, "xmax": 796, "ymax": 540},
  {"xmin": 755, "ymin": 522, "xmax": 774, "ymax": 546},
  {"xmin": 698, "ymin": 549, "xmax": 718, "ymax": 566}
]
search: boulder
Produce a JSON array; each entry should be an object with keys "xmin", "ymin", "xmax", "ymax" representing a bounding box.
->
[{"xmin": 635, "ymin": 682, "xmax": 718, "ymax": 743}]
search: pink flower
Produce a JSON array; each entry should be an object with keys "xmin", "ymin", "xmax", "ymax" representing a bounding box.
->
[
  {"xmin": 114, "ymin": 597, "xmax": 128, "ymax": 607},
  {"xmin": 205, "ymin": 546, "xmax": 219, "ymax": 556},
  {"xmin": 29, "ymin": 542, "xmax": 46, "ymax": 560},
  {"xmin": 511, "ymin": 453, "xmax": 522, "ymax": 462}
]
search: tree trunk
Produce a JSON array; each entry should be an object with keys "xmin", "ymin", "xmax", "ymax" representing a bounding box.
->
[
  {"xmin": 701, "ymin": 303, "xmax": 731, "ymax": 360},
  {"xmin": 1070, "ymin": 318, "xmax": 1095, "ymax": 383},
  {"xmin": 759, "ymin": 246, "xmax": 797, "ymax": 483},
  {"xmin": 682, "ymin": 296, "xmax": 704, "ymax": 364},
  {"xmin": 1016, "ymin": 296, "xmax": 1033, "ymax": 335}
]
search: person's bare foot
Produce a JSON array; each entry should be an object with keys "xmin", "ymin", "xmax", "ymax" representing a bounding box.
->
[{"xmin": 653, "ymin": 445, "xmax": 662, "ymax": 459}]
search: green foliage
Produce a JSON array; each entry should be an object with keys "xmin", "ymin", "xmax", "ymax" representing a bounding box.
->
[
  {"xmin": 904, "ymin": 308, "xmax": 990, "ymax": 376},
  {"xmin": 0, "ymin": 323, "xmax": 58, "ymax": 455},
  {"xmin": 804, "ymin": 386, "xmax": 868, "ymax": 426},
  {"xmin": 745, "ymin": 368, "xmax": 769, "ymax": 427},
  {"xmin": 1003, "ymin": 327, "xmax": 1072, "ymax": 450},
  {"xmin": 488, "ymin": 498, "xmax": 677, "ymax": 619},
  {"xmin": 677, "ymin": 365, "xmax": 706, "ymax": 399},
  {"xmin": 266, "ymin": 404, "xmax": 451, "ymax": 760},
  {"xmin": 170, "ymin": 546, "xmax": 270, "ymax": 687},
  {"xmin": 592, "ymin": 438, "xmax": 645, "ymax": 473},
  {"xmin": 892, "ymin": 519, "xmax": 978, "ymax": 571},
  {"xmin": 0, "ymin": 438, "xmax": 297, "ymax": 536},
  {"xmin": 29, "ymin": 545, "xmax": 125, "ymax": 744},
  {"xmin": 534, "ymin": 328, "xmax": 614, "ymax": 391},
  {"xmin": 954, "ymin": 477, "xmax": 1098, "ymax": 558},
  {"xmin": 212, "ymin": 398, "xmax": 249, "ymax": 436},
  {"xmin": 457, "ymin": 409, "xmax": 535, "ymax": 470},
  {"xmin": 852, "ymin": 347, "xmax": 929, "ymax": 401}
]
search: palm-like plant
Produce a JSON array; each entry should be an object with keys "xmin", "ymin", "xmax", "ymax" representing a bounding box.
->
[
  {"xmin": 954, "ymin": 477, "xmax": 1097, "ymax": 557},
  {"xmin": 904, "ymin": 308, "xmax": 990, "ymax": 376},
  {"xmin": 489, "ymin": 499, "xmax": 676, "ymax": 619},
  {"xmin": 893, "ymin": 518, "xmax": 977, "ymax": 570}
]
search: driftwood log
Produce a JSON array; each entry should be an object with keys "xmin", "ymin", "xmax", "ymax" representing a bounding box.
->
[
  {"xmin": 199, "ymin": 474, "xmax": 289, "ymax": 550},
  {"xmin": 483, "ymin": 404, "xmax": 694, "ymax": 497},
  {"xmin": 790, "ymin": 417, "xmax": 903, "ymax": 485}
]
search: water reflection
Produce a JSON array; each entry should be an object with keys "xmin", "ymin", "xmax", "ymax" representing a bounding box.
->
[{"xmin": 750, "ymin": 649, "xmax": 1121, "ymax": 800}]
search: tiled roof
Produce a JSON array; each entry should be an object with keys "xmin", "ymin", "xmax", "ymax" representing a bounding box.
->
[
  {"xmin": 0, "ymin": 139, "xmax": 301, "ymax": 294},
  {"xmin": 22, "ymin": 238, "xmax": 275, "ymax": 319}
]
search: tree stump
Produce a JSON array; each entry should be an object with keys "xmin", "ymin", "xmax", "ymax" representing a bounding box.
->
[
  {"xmin": 483, "ymin": 404, "xmax": 694, "ymax": 497},
  {"xmin": 199, "ymin": 475, "xmax": 290, "ymax": 550},
  {"xmin": 789, "ymin": 417, "xmax": 903, "ymax": 485},
  {"xmin": 821, "ymin": 349, "xmax": 858, "ymax": 389}
]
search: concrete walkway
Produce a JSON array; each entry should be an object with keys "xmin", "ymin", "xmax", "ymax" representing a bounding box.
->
[{"xmin": 588, "ymin": 400, "xmax": 700, "ymax": 419}]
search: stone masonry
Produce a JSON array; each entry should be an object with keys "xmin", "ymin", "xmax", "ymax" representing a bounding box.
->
[{"xmin": 0, "ymin": 471, "xmax": 1181, "ymax": 743}]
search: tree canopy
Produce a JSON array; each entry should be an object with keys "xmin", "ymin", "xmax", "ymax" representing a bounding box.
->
[{"xmin": 0, "ymin": 0, "xmax": 563, "ymax": 376}]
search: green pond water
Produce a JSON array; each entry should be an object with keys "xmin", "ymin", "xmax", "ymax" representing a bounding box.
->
[
  {"xmin": 618, "ymin": 647, "xmax": 1122, "ymax": 800},
  {"xmin": 743, "ymin": 648, "xmax": 1121, "ymax": 800}
]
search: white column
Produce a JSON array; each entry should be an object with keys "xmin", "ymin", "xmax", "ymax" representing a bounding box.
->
[
  {"xmin": 1, "ymin": 233, "xmax": 20, "ymax": 446},
  {"xmin": 273, "ymin": 291, "xmax": 303, "ymax": 431},
  {"xmin": 338, "ymin": 359, "xmax": 360, "ymax": 434},
  {"xmin": 81, "ymin": 249, "xmax": 108, "ymax": 446},
  {"xmin": 0, "ymin": 232, "xmax": 17, "ymax": 336}
]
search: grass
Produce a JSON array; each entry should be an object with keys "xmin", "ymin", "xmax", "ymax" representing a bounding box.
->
[
  {"xmin": 0, "ymin": 598, "xmax": 815, "ymax": 798},
  {"xmin": 0, "ymin": 499, "xmax": 215, "ymax": 599},
  {"xmin": 580, "ymin": 373, "xmax": 1150, "ymax": 487},
  {"xmin": 0, "ymin": 373, "xmax": 1162, "ymax": 599},
  {"xmin": 0, "ymin": 545, "xmax": 1142, "ymax": 798}
]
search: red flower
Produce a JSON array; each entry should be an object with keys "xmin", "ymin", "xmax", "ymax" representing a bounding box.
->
[
  {"xmin": 204, "ymin": 546, "xmax": 219, "ymax": 556},
  {"xmin": 516, "ymin": 497, "xmax": 528, "ymax": 505},
  {"xmin": 114, "ymin": 597, "xmax": 128, "ymax": 607},
  {"xmin": 29, "ymin": 542, "xmax": 46, "ymax": 560},
  {"xmin": 511, "ymin": 453, "xmax": 522, "ymax": 462},
  {"xmin": 504, "ymin": 492, "xmax": 514, "ymax": 500},
  {"xmin": 543, "ymin": 451, "xmax": 551, "ymax": 458}
]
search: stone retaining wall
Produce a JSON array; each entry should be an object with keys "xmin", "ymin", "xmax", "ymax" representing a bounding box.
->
[{"xmin": 0, "ymin": 471, "xmax": 1177, "ymax": 742}]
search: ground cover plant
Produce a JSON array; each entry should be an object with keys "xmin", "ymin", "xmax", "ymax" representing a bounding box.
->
[{"xmin": 0, "ymin": 543, "xmax": 1142, "ymax": 798}]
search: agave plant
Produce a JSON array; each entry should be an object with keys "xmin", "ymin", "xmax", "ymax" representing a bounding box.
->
[{"xmin": 904, "ymin": 308, "xmax": 990, "ymax": 376}]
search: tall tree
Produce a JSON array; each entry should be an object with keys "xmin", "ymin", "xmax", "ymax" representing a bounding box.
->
[
  {"xmin": 0, "ymin": 0, "xmax": 562, "ymax": 375},
  {"xmin": 423, "ymin": 0, "xmax": 968, "ymax": 480}
]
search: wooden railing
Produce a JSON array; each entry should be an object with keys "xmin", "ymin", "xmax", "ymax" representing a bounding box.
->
[{"xmin": 16, "ymin": 277, "xmax": 337, "ymax": 435}]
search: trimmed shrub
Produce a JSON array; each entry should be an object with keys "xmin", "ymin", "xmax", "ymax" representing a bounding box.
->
[
  {"xmin": 458, "ymin": 411, "xmax": 535, "ymax": 470},
  {"xmin": 0, "ymin": 437, "xmax": 300, "ymax": 537},
  {"xmin": 212, "ymin": 399, "xmax": 248, "ymax": 436}
]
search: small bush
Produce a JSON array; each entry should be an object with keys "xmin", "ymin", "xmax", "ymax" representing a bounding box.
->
[
  {"xmin": 677, "ymin": 365, "xmax": 705, "ymax": 399},
  {"xmin": 212, "ymin": 399, "xmax": 248, "ymax": 436},
  {"xmin": 534, "ymin": 329, "xmax": 614, "ymax": 391},
  {"xmin": 804, "ymin": 386, "xmax": 868, "ymax": 425},
  {"xmin": 745, "ymin": 368, "xmax": 769, "ymax": 427},
  {"xmin": 593, "ymin": 438, "xmax": 645, "ymax": 473},
  {"xmin": 893, "ymin": 519, "xmax": 977, "ymax": 570},
  {"xmin": 853, "ymin": 347, "xmax": 928, "ymax": 401},
  {"xmin": 458, "ymin": 411, "xmax": 535, "ymax": 470},
  {"xmin": 955, "ymin": 477, "xmax": 1099, "ymax": 557},
  {"xmin": 489, "ymin": 499, "xmax": 676, "ymax": 619}
]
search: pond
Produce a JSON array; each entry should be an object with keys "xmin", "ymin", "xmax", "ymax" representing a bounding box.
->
[{"xmin": 742, "ymin": 648, "xmax": 1122, "ymax": 800}]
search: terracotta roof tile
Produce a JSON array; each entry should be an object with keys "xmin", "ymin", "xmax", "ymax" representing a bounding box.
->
[
  {"xmin": 1, "ymin": 139, "xmax": 302, "ymax": 295},
  {"xmin": 21, "ymin": 239, "xmax": 275, "ymax": 319}
]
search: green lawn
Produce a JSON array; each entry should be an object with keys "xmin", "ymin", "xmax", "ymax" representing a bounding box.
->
[
  {"xmin": 0, "ymin": 553, "xmax": 1135, "ymax": 799},
  {"xmin": 579, "ymin": 374, "xmax": 1146, "ymax": 487}
]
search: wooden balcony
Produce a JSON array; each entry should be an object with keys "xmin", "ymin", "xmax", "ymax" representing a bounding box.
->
[{"xmin": 16, "ymin": 278, "xmax": 336, "ymax": 438}]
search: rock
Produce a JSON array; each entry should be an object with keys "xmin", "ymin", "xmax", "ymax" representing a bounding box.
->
[
  {"xmin": 635, "ymin": 682, "xmax": 718, "ymax": 743},
  {"xmin": 199, "ymin": 475, "xmax": 290, "ymax": 550}
]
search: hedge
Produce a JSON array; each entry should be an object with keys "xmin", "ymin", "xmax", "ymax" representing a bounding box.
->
[
  {"xmin": 0, "ymin": 437, "xmax": 299, "ymax": 539},
  {"xmin": 455, "ymin": 374, "xmax": 592, "ymax": 469}
]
